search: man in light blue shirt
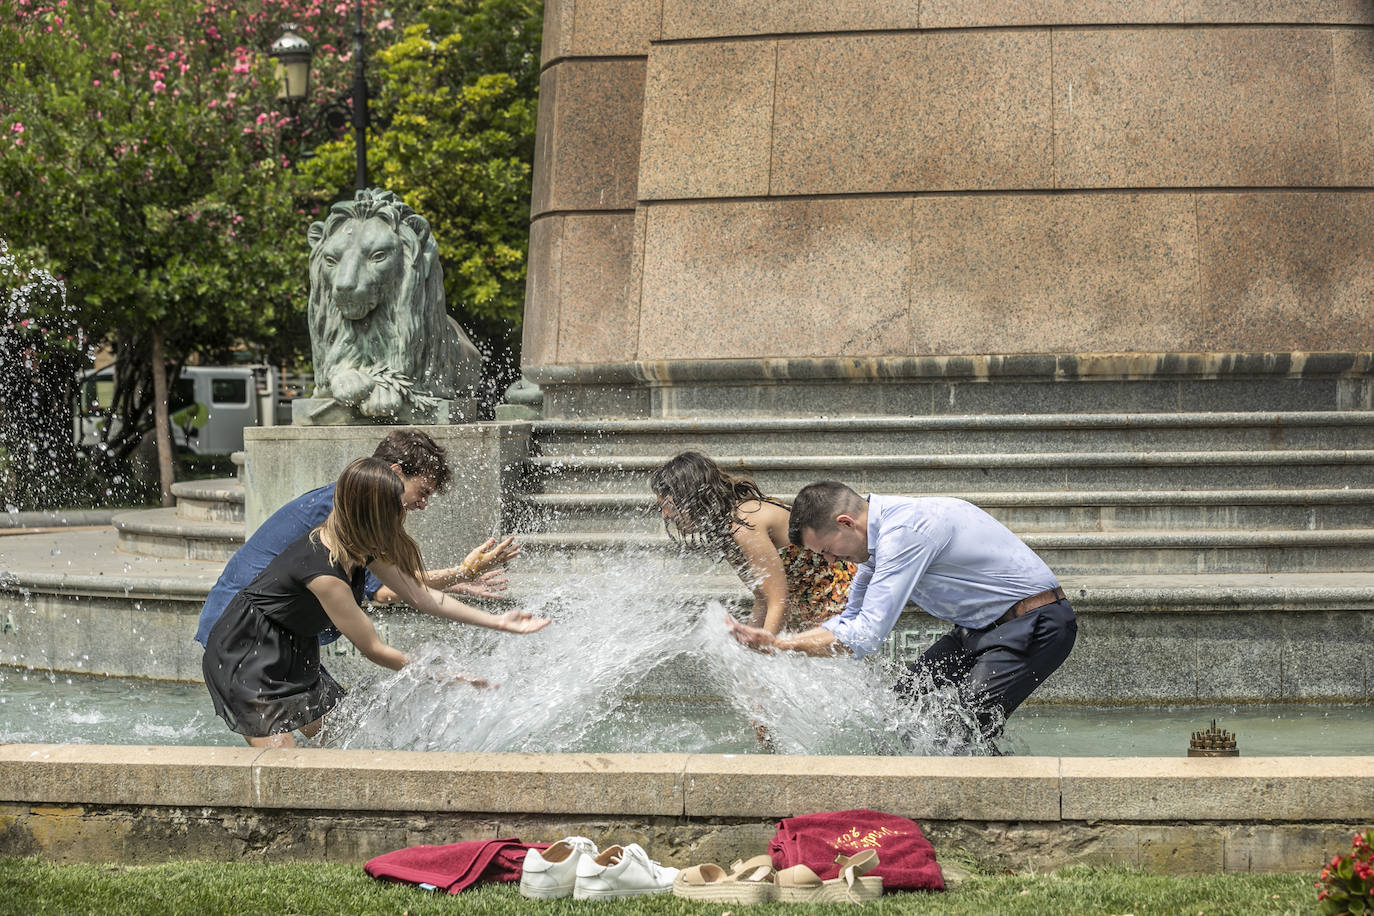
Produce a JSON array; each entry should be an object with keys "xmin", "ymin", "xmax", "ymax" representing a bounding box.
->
[{"xmin": 727, "ymin": 481, "xmax": 1077, "ymax": 740}]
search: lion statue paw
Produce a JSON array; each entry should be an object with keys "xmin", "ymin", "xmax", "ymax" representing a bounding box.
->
[
  {"xmin": 329, "ymin": 367, "xmax": 375, "ymax": 407},
  {"xmin": 361, "ymin": 383, "xmax": 403, "ymax": 418}
]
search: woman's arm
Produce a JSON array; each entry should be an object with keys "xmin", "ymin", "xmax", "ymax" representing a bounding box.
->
[
  {"xmin": 725, "ymin": 614, "xmax": 849, "ymax": 656},
  {"xmin": 731, "ymin": 521, "xmax": 791, "ymax": 633},
  {"xmin": 369, "ymin": 560, "xmax": 549, "ymax": 634},
  {"xmin": 309, "ymin": 576, "xmax": 409, "ymax": 671}
]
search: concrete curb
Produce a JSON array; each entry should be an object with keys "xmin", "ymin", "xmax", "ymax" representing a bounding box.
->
[
  {"xmin": 4, "ymin": 745, "xmax": 1369, "ymax": 822},
  {"xmin": 1, "ymin": 745, "xmax": 1370, "ymax": 872},
  {"xmin": 0, "ymin": 510, "xmax": 118, "ymax": 529}
]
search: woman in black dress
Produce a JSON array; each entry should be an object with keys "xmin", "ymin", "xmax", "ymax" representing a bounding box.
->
[{"xmin": 202, "ymin": 456, "xmax": 549, "ymax": 747}]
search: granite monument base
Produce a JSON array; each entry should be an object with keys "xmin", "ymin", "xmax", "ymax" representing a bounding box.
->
[
  {"xmin": 243, "ymin": 422, "xmax": 531, "ymax": 570},
  {"xmin": 290, "ymin": 397, "xmax": 478, "ymax": 427}
]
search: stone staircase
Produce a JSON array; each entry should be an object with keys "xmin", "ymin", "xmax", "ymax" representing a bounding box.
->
[
  {"xmin": 111, "ymin": 478, "xmax": 245, "ymax": 562},
  {"xmin": 510, "ymin": 410, "xmax": 1374, "ymax": 702}
]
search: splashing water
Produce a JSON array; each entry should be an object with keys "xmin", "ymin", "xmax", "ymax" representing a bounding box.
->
[{"xmin": 320, "ymin": 551, "xmax": 999, "ymax": 756}]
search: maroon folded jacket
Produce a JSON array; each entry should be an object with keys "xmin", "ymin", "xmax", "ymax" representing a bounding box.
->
[
  {"xmin": 769, "ymin": 809, "xmax": 945, "ymax": 892},
  {"xmin": 364, "ymin": 837, "xmax": 550, "ymax": 894}
]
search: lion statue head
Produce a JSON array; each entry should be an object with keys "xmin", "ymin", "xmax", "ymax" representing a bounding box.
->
[{"xmin": 306, "ymin": 189, "xmax": 482, "ymax": 419}]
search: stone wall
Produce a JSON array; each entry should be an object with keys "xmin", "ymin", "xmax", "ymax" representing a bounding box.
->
[
  {"xmin": 523, "ymin": 2, "xmax": 1374, "ymax": 370},
  {"xmin": 2, "ymin": 745, "xmax": 1370, "ymax": 873},
  {"xmin": 242, "ymin": 422, "xmax": 532, "ymax": 566}
]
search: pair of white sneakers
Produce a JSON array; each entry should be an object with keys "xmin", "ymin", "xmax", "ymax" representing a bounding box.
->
[{"xmin": 520, "ymin": 836, "xmax": 680, "ymax": 900}]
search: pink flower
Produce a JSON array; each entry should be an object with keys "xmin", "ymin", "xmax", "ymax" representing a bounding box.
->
[
  {"xmin": 92, "ymin": 79, "xmax": 100, "ymax": 86},
  {"xmin": 9, "ymin": 122, "xmax": 24, "ymax": 134},
  {"xmin": 255, "ymin": 112, "xmax": 268, "ymax": 125},
  {"xmin": 152, "ymin": 80, "xmax": 166, "ymax": 93}
]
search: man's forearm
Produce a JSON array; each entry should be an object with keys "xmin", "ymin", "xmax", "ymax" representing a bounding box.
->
[{"xmin": 773, "ymin": 626, "xmax": 848, "ymax": 657}]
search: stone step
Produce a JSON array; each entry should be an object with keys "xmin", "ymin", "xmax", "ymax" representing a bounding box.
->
[
  {"xmin": 112, "ymin": 507, "xmax": 244, "ymax": 562},
  {"xmin": 528, "ymin": 449, "xmax": 1374, "ymax": 494},
  {"xmin": 501, "ymin": 569, "xmax": 1374, "ymax": 616},
  {"xmin": 533, "ymin": 410, "xmax": 1374, "ymax": 456},
  {"xmin": 514, "ymin": 528, "xmax": 1374, "ymax": 576},
  {"xmin": 514, "ymin": 488, "xmax": 1374, "ymax": 534},
  {"xmin": 170, "ymin": 477, "xmax": 245, "ymax": 524}
]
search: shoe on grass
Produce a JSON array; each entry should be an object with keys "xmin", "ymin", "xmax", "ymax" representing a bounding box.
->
[
  {"xmin": 673, "ymin": 853, "xmax": 777, "ymax": 903},
  {"xmin": 777, "ymin": 848, "xmax": 883, "ymax": 904},
  {"xmin": 520, "ymin": 836, "xmax": 598, "ymax": 899},
  {"xmin": 573, "ymin": 843, "xmax": 679, "ymax": 899}
]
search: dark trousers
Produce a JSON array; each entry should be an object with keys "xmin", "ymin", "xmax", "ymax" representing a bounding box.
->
[{"xmin": 896, "ymin": 598, "xmax": 1077, "ymax": 740}]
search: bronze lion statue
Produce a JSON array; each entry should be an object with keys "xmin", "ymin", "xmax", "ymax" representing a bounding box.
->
[{"xmin": 306, "ymin": 189, "xmax": 482, "ymax": 418}]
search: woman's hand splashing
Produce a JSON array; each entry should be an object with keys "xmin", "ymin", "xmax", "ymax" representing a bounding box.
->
[{"xmin": 497, "ymin": 610, "xmax": 551, "ymax": 634}]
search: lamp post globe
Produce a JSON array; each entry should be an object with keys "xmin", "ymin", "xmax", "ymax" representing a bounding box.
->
[{"xmin": 269, "ymin": 23, "xmax": 312, "ymax": 103}]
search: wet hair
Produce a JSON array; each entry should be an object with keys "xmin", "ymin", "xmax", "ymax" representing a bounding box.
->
[
  {"xmin": 316, "ymin": 457, "xmax": 426, "ymax": 581},
  {"xmin": 372, "ymin": 429, "xmax": 450, "ymax": 493},
  {"xmin": 649, "ymin": 451, "xmax": 770, "ymax": 558},
  {"xmin": 787, "ymin": 481, "xmax": 867, "ymax": 546}
]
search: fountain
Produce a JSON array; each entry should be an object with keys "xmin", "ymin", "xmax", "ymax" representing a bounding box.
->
[{"xmin": 4, "ymin": 0, "xmax": 1374, "ymax": 877}]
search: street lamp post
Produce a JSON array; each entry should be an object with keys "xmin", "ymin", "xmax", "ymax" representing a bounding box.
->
[
  {"xmin": 348, "ymin": 0, "xmax": 369, "ymax": 191},
  {"xmin": 269, "ymin": 0, "xmax": 371, "ymax": 193}
]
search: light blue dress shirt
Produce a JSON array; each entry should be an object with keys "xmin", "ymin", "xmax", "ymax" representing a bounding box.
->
[{"xmin": 821, "ymin": 495, "xmax": 1059, "ymax": 658}]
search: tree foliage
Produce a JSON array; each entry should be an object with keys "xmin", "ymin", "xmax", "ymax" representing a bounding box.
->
[
  {"xmin": 0, "ymin": 0, "xmax": 543, "ymax": 499},
  {"xmin": 0, "ymin": 240, "xmax": 88, "ymax": 509},
  {"xmin": 0, "ymin": 0, "xmax": 392, "ymax": 481}
]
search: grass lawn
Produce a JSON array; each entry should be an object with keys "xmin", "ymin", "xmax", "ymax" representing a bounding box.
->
[{"xmin": 0, "ymin": 858, "xmax": 1317, "ymax": 915}]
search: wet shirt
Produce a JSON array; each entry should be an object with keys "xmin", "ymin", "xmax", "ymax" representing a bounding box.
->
[
  {"xmin": 193, "ymin": 483, "xmax": 380, "ymax": 646},
  {"xmin": 821, "ymin": 495, "xmax": 1059, "ymax": 658}
]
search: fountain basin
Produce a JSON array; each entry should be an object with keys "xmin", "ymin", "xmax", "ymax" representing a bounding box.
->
[{"xmin": 0, "ymin": 743, "xmax": 1368, "ymax": 875}]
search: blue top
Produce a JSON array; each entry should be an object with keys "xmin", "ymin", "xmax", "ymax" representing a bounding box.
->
[
  {"xmin": 194, "ymin": 483, "xmax": 381, "ymax": 647},
  {"xmin": 821, "ymin": 495, "xmax": 1059, "ymax": 659}
]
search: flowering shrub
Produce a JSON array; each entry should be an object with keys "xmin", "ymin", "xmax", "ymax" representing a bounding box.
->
[
  {"xmin": 1316, "ymin": 830, "xmax": 1374, "ymax": 915},
  {"xmin": 0, "ymin": 0, "xmax": 396, "ymax": 475}
]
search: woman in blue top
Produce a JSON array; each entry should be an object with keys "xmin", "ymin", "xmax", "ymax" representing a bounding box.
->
[{"xmin": 202, "ymin": 457, "xmax": 549, "ymax": 747}]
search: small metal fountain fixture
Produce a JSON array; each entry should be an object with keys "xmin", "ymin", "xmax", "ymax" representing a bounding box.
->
[{"xmin": 1187, "ymin": 719, "xmax": 1239, "ymax": 757}]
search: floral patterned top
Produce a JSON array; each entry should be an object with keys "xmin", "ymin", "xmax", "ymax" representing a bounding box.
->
[{"xmin": 778, "ymin": 543, "xmax": 856, "ymax": 629}]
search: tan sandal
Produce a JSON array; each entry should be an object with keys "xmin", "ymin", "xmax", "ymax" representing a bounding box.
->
[
  {"xmin": 672, "ymin": 853, "xmax": 777, "ymax": 903},
  {"xmin": 776, "ymin": 848, "xmax": 882, "ymax": 904}
]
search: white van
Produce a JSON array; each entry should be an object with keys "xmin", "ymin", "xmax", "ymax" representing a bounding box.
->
[{"xmin": 77, "ymin": 365, "xmax": 275, "ymax": 455}]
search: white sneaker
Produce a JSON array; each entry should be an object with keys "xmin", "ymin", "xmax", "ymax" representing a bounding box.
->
[
  {"xmin": 520, "ymin": 836, "xmax": 599, "ymax": 899},
  {"xmin": 573, "ymin": 843, "xmax": 680, "ymax": 899}
]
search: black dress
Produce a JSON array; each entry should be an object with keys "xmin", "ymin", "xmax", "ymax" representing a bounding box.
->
[{"xmin": 202, "ymin": 531, "xmax": 367, "ymax": 737}]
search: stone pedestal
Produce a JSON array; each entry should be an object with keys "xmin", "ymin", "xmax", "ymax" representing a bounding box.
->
[
  {"xmin": 290, "ymin": 397, "xmax": 477, "ymax": 426},
  {"xmin": 243, "ymin": 422, "xmax": 532, "ymax": 569}
]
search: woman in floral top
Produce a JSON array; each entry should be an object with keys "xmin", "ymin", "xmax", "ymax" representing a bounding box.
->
[{"xmin": 650, "ymin": 451, "xmax": 856, "ymax": 633}]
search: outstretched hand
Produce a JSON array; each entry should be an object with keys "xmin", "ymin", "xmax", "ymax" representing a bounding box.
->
[
  {"xmin": 444, "ymin": 672, "xmax": 497, "ymax": 690},
  {"xmin": 461, "ymin": 536, "xmax": 521, "ymax": 578},
  {"xmin": 498, "ymin": 609, "xmax": 551, "ymax": 634},
  {"xmin": 725, "ymin": 613, "xmax": 778, "ymax": 653},
  {"xmin": 446, "ymin": 567, "xmax": 509, "ymax": 599}
]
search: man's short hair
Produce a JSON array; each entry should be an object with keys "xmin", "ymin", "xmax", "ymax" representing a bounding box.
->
[
  {"xmin": 372, "ymin": 429, "xmax": 451, "ymax": 492},
  {"xmin": 788, "ymin": 481, "xmax": 866, "ymax": 546}
]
